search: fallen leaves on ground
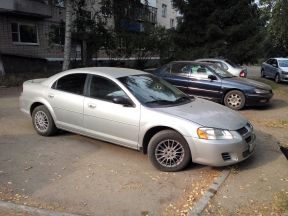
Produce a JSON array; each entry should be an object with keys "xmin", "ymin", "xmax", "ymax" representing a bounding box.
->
[{"xmin": 162, "ymin": 169, "xmax": 221, "ymax": 216}]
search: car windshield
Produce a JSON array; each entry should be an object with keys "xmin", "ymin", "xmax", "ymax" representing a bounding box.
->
[
  {"xmin": 118, "ymin": 74, "xmax": 192, "ymax": 107},
  {"xmin": 278, "ymin": 60, "xmax": 288, "ymax": 67},
  {"xmin": 207, "ymin": 64, "xmax": 234, "ymax": 78}
]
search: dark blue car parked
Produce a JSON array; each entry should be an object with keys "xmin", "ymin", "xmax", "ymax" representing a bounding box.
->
[{"xmin": 154, "ymin": 61, "xmax": 273, "ymax": 110}]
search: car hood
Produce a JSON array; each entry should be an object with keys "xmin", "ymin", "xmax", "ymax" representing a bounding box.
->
[
  {"xmin": 155, "ymin": 98, "xmax": 247, "ymax": 130},
  {"xmin": 279, "ymin": 66, "xmax": 288, "ymax": 72},
  {"xmin": 224, "ymin": 77, "xmax": 272, "ymax": 90}
]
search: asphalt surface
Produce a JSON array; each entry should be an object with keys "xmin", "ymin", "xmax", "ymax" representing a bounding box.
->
[{"xmin": 0, "ymin": 87, "xmax": 220, "ymax": 216}]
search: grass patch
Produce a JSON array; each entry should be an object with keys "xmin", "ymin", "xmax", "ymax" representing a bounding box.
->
[
  {"xmin": 0, "ymin": 72, "xmax": 57, "ymax": 87},
  {"xmin": 274, "ymin": 192, "xmax": 288, "ymax": 214},
  {"xmin": 264, "ymin": 119, "xmax": 288, "ymax": 128}
]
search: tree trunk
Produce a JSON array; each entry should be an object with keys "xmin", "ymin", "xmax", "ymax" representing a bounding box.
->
[{"xmin": 62, "ymin": 0, "xmax": 72, "ymax": 71}]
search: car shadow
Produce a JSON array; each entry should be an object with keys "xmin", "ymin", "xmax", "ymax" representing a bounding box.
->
[{"xmin": 242, "ymin": 98, "xmax": 288, "ymax": 111}]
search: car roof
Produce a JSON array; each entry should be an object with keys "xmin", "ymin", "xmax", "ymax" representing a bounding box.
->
[
  {"xmin": 55, "ymin": 67, "xmax": 147, "ymax": 79},
  {"xmin": 195, "ymin": 58, "xmax": 226, "ymax": 62},
  {"xmin": 273, "ymin": 57, "xmax": 288, "ymax": 61},
  {"xmin": 169, "ymin": 61, "xmax": 214, "ymax": 65}
]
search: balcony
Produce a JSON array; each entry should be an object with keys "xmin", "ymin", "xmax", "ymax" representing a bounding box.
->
[{"xmin": 0, "ymin": 0, "xmax": 52, "ymax": 18}]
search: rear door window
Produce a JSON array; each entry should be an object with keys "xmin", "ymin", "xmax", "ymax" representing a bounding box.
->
[{"xmin": 52, "ymin": 73, "xmax": 87, "ymax": 95}]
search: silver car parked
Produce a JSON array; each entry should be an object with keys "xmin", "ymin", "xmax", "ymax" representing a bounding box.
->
[
  {"xmin": 261, "ymin": 58, "xmax": 288, "ymax": 83},
  {"xmin": 195, "ymin": 58, "xmax": 248, "ymax": 77},
  {"xmin": 19, "ymin": 67, "xmax": 256, "ymax": 171}
]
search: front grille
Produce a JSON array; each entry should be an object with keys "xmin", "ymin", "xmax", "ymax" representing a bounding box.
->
[
  {"xmin": 237, "ymin": 127, "xmax": 248, "ymax": 136},
  {"xmin": 222, "ymin": 152, "xmax": 231, "ymax": 161}
]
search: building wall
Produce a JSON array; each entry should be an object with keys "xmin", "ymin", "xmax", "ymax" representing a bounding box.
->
[
  {"xmin": 156, "ymin": 0, "xmax": 178, "ymax": 29},
  {"xmin": 0, "ymin": 3, "xmax": 67, "ymax": 59}
]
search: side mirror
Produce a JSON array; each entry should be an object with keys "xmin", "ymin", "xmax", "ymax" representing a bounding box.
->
[
  {"xmin": 112, "ymin": 96, "xmax": 134, "ymax": 107},
  {"xmin": 272, "ymin": 63, "xmax": 278, "ymax": 68},
  {"xmin": 208, "ymin": 74, "xmax": 217, "ymax": 81}
]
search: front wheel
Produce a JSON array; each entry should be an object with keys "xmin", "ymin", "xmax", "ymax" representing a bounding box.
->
[
  {"xmin": 148, "ymin": 130, "xmax": 191, "ymax": 172},
  {"xmin": 32, "ymin": 105, "xmax": 57, "ymax": 136},
  {"xmin": 224, "ymin": 90, "xmax": 245, "ymax": 110},
  {"xmin": 261, "ymin": 69, "xmax": 265, "ymax": 78},
  {"xmin": 275, "ymin": 73, "xmax": 280, "ymax": 83}
]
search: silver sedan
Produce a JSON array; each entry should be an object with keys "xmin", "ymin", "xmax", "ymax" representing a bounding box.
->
[
  {"xmin": 19, "ymin": 67, "xmax": 256, "ymax": 171},
  {"xmin": 261, "ymin": 58, "xmax": 288, "ymax": 83}
]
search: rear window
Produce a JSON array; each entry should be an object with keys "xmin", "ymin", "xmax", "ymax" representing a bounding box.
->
[{"xmin": 52, "ymin": 73, "xmax": 87, "ymax": 95}]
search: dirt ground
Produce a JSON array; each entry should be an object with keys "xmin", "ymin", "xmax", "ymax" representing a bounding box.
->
[
  {"xmin": 0, "ymin": 87, "xmax": 220, "ymax": 216},
  {"xmin": 0, "ymin": 74, "xmax": 287, "ymax": 216}
]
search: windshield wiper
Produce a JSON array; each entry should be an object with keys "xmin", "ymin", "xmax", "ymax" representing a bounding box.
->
[
  {"xmin": 174, "ymin": 96, "xmax": 191, "ymax": 103},
  {"xmin": 145, "ymin": 99, "xmax": 174, "ymax": 105}
]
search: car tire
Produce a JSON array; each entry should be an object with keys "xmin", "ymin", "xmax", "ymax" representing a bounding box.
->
[
  {"xmin": 32, "ymin": 105, "xmax": 57, "ymax": 136},
  {"xmin": 148, "ymin": 130, "xmax": 191, "ymax": 172},
  {"xmin": 224, "ymin": 90, "xmax": 245, "ymax": 110},
  {"xmin": 275, "ymin": 73, "xmax": 280, "ymax": 83},
  {"xmin": 261, "ymin": 69, "xmax": 265, "ymax": 78}
]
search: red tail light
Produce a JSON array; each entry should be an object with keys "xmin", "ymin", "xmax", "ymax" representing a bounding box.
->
[{"xmin": 240, "ymin": 70, "xmax": 246, "ymax": 77}]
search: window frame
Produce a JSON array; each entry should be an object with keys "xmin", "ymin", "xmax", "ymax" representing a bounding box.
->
[
  {"xmin": 162, "ymin": 4, "xmax": 167, "ymax": 18},
  {"xmin": 170, "ymin": 18, "xmax": 174, "ymax": 28},
  {"xmin": 49, "ymin": 24, "xmax": 65, "ymax": 46},
  {"xmin": 86, "ymin": 74, "xmax": 134, "ymax": 105},
  {"xmin": 51, "ymin": 73, "xmax": 88, "ymax": 96},
  {"xmin": 11, "ymin": 22, "xmax": 39, "ymax": 45}
]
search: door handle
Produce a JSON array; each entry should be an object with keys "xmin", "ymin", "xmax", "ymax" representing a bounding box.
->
[
  {"xmin": 48, "ymin": 94, "xmax": 54, "ymax": 99},
  {"xmin": 88, "ymin": 104, "xmax": 96, "ymax": 109}
]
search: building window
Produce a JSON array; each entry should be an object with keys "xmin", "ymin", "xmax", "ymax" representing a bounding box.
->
[
  {"xmin": 49, "ymin": 24, "xmax": 65, "ymax": 45},
  {"xmin": 170, "ymin": 18, "xmax": 174, "ymax": 28},
  {"xmin": 11, "ymin": 23, "xmax": 38, "ymax": 44},
  {"xmin": 54, "ymin": 0, "xmax": 64, "ymax": 7},
  {"xmin": 162, "ymin": 4, "xmax": 167, "ymax": 17}
]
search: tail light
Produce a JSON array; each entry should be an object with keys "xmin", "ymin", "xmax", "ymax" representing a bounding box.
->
[{"xmin": 240, "ymin": 70, "xmax": 246, "ymax": 78}]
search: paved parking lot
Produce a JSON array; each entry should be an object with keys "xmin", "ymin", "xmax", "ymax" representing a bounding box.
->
[{"xmin": 0, "ymin": 87, "xmax": 220, "ymax": 216}]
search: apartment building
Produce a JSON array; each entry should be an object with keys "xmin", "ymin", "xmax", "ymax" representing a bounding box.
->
[
  {"xmin": 0, "ymin": 0, "xmax": 178, "ymax": 73},
  {"xmin": 156, "ymin": 0, "xmax": 178, "ymax": 29}
]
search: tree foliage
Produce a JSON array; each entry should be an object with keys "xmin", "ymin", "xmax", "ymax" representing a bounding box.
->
[
  {"xmin": 269, "ymin": 0, "xmax": 288, "ymax": 55},
  {"xmin": 172, "ymin": 0, "xmax": 264, "ymax": 64}
]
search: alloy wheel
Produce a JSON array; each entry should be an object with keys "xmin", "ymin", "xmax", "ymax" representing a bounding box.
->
[
  {"xmin": 155, "ymin": 139, "xmax": 185, "ymax": 168},
  {"xmin": 34, "ymin": 111, "xmax": 49, "ymax": 132}
]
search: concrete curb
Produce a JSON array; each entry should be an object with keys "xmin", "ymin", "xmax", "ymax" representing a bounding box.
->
[
  {"xmin": 188, "ymin": 169, "xmax": 230, "ymax": 216},
  {"xmin": 0, "ymin": 200, "xmax": 82, "ymax": 216}
]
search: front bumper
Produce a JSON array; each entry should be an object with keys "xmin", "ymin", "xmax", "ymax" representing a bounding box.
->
[
  {"xmin": 245, "ymin": 93, "xmax": 273, "ymax": 106},
  {"xmin": 280, "ymin": 74, "xmax": 288, "ymax": 82},
  {"xmin": 185, "ymin": 128, "xmax": 256, "ymax": 166}
]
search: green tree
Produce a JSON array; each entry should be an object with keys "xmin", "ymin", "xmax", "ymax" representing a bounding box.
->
[
  {"xmin": 172, "ymin": 0, "xmax": 264, "ymax": 64},
  {"xmin": 269, "ymin": 0, "xmax": 288, "ymax": 55}
]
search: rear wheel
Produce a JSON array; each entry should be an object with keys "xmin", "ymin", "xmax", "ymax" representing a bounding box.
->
[
  {"xmin": 275, "ymin": 73, "xmax": 280, "ymax": 83},
  {"xmin": 32, "ymin": 105, "xmax": 57, "ymax": 136},
  {"xmin": 148, "ymin": 130, "xmax": 191, "ymax": 172},
  {"xmin": 224, "ymin": 90, "xmax": 245, "ymax": 110}
]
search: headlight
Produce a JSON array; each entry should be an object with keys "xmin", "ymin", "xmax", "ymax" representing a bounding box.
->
[
  {"xmin": 254, "ymin": 88, "xmax": 269, "ymax": 94},
  {"xmin": 197, "ymin": 127, "xmax": 233, "ymax": 140}
]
